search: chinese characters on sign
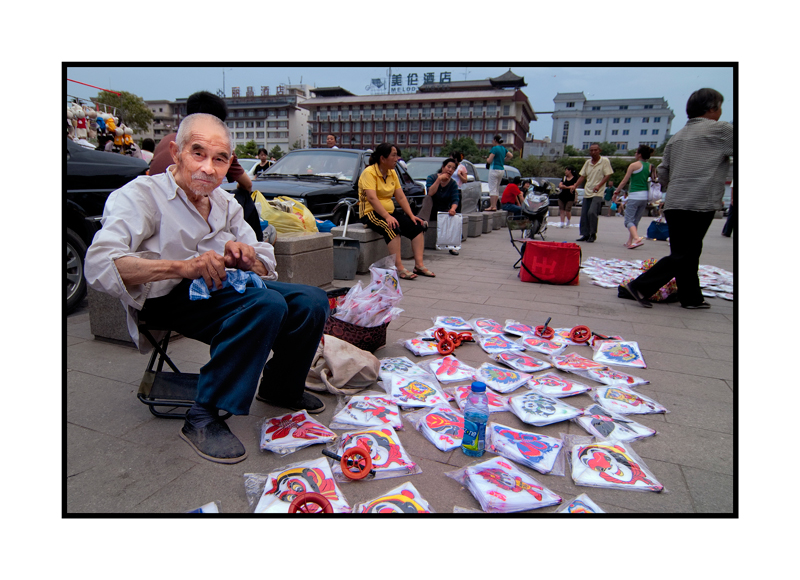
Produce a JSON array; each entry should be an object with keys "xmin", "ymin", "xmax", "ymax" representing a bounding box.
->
[{"xmin": 379, "ymin": 71, "xmax": 452, "ymax": 94}]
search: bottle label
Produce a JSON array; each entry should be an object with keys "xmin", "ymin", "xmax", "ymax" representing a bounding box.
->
[{"xmin": 462, "ymin": 418, "xmax": 486, "ymax": 452}]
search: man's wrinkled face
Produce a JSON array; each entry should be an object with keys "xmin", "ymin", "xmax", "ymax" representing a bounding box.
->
[{"xmin": 171, "ymin": 118, "xmax": 232, "ymax": 198}]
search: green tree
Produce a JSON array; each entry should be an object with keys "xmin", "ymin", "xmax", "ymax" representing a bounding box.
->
[
  {"xmin": 401, "ymin": 148, "xmax": 420, "ymax": 160},
  {"xmin": 598, "ymin": 142, "xmax": 617, "ymax": 156},
  {"xmin": 289, "ymin": 139, "xmax": 303, "ymax": 151},
  {"xmin": 563, "ymin": 144, "xmax": 581, "ymax": 156},
  {"xmin": 93, "ymin": 90, "xmax": 154, "ymax": 133},
  {"xmin": 440, "ymin": 137, "xmax": 483, "ymax": 163},
  {"xmin": 269, "ymin": 145, "xmax": 285, "ymax": 160},
  {"xmin": 654, "ymin": 136, "xmax": 671, "ymax": 156},
  {"xmin": 235, "ymin": 140, "xmax": 258, "ymax": 158}
]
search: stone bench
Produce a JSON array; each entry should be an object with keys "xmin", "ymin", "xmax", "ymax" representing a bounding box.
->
[
  {"xmin": 273, "ymin": 232, "xmax": 334, "ymax": 286},
  {"xmin": 466, "ymin": 213, "xmax": 483, "ymax": 238}
]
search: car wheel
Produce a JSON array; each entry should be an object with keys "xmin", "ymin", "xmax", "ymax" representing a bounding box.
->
[
  {"xmin": 333, "ymin": 206, "xmax": 354, "ymax": 227},
  {"xmin": 66, "ymin": 228, "xmax": 87, "ymax": 314}
]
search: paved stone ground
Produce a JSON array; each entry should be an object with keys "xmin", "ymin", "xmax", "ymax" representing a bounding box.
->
[{"xmin": 65, "ymin": 213, "xmax": 734, "ymax": 514}]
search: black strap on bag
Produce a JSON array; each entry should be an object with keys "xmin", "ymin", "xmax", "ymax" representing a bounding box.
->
[{"xmin": 520, "ymin": 246, "xmax": 582, "ymax": 285}]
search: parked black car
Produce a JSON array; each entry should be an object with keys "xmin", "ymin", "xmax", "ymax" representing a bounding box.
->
[
  {"xmin": 231, "ymin": 148, "xmax": 425, "ymax": 226},
  {"xmin": 65, "ymin": 139, "xmax": 149, "ymax": 313}
]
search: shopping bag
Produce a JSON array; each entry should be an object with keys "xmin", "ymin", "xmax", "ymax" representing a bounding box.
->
[
  {"xmin": 648, "ymin": 182, "xmax": 662, "ymax": 203},
  {"xmin": 519, "ymin": 241, "xmax": 581, "ymax": 285},
  {"xmin": 646, "ymin": 218, "xmax": 669, "ymax": 241},
  {"xmin": 436, "ymin": 212, "xmax": 462, "ymax": 250}
]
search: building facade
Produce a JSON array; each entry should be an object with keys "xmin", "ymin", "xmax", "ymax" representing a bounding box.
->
[
  {"xmin": 299, "ymin": 71, "xmax": 536, "ymax": 156},
  {"xmin": 522, "ymin": 136, "xmax": 564, "ymax": 160},
  {"xmin": 552, "ymin": 92, "xmax": 675, "ymax": 153},
  {"xmin": 169, "ymin": 84, "xmax": 312, "ymax": 153},
  {"xmin": 133, "ymin": 100, "xmax": 179, "ymax": 144}
]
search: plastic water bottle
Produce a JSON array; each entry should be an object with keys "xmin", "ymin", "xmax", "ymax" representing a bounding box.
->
[{"xmin": 461, "ymin": 381, "xmax": 489, "ymax": 457}]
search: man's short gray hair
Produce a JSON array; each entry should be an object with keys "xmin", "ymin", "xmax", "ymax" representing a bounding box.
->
[{"xmin": 175, "ymin": 113, "xmax": 233, "ymax": 155}]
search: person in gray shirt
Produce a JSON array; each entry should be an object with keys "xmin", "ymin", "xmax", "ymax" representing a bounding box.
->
[{"xmin": 622, "ymin": 88, "xmax": 733, "ymax": 309}]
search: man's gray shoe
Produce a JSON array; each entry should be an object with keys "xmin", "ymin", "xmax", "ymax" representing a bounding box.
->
[
  {"xmin": 256, "ymin": 391, "xmax": 326, "ymax": 414},
  {"xmin": 180, "ymin": 418, "xmax": 247, "ymax": 464},
  {"xmin": 621, "ymin": 281, "xmax": 652, "ymax": 308}
]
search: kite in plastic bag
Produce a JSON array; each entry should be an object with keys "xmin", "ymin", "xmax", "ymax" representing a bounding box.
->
[
  {"xmin": 593, "ymin": 341, "xmax": 647, "ymax": 369},
  {"xmin": 503, "ymin": 320, "xmax": 536, "ymax": 337},
  {"xmin": 476, "ymin": 362, "xmax": 532, "ymax": 394},
  {"xmin": 490, "ymin": 351, "xmax": 552, "ymax": 374},
  {"xmin": 469, "ymin": 317, "xmax": 505, "ymax": 337},
  {"xmin": 332, "ymin": 427, "xmax": 418, "ymax": 481},
  {"xmin": 433, "ymin": 316, "xmax": 473, "ymax": 332},
  {"xmin": 588, "ymin": 334, "xmax": 625, "ymax": 349},
  {"xmin": 519, "ymin": 335, "xmax": 567, "ymax": 356},
  {"xmin": 571, "ymin": 367, "xmax": 649, "ymax": 387},
  {"xmin": 259, "ymin": 411, "xmax": 337, "ymax": 455},
  {"xmin": 570, "ymin": 441, "xmax": 663, "ymax": 492},
  {"xmin": 447, "ymin": 456, "xmax": 562, "ymax": 513},
  {"xmin": 426, "ymin": 355, "xmax": 478, "ymax": 383},
  {"xmin": 403, "ymin": 337, "xmax": 441, "ymax": 356},
  {"xmin": 379, "ymin": 356, "xmax": 432, "ymax": 385},
  {"xmin": 488, "ymin": 422, "xmax": 564, "ymax": 475},
  {"xmin": 355, "ymin": 482, "xmax": 435, "ymax": 513},
  {"xmin": 416, "ymin": 405, "xmax": 464, "ymax": 451},
  {"xmin": 550, "ymin": 352, "xmax": 608, "ymax": 372},
  {"xmin": 452, "ymin": 384, "xmax": 510, "ymax": 413},
  {"xmin": 385, "ymin": 373, "xmax": 447, "ymax": 408},
  {"xmin": 593, "ymin": 386, "xmax": 667, "ymax": 415},
  {"xmin": 557, "ymin": 493, "xmax": 606, "ymax": 513},
  {"xmin": 254, "ymin": 457, "xmax": 351, "ymax": 513},
  {"xmin": 330, "ymin": 394, "xmax": 403, "ymax": 430},
  {"xmin": 509, "ymin": 391, "xmax": 581, "ymax": 426},
  {"xmin": 527, "ymin": 372, "xmax": 592, "ymax": 398},
  {"xmin": 478, "ymin": 335, "xmax": 525, "ymax": 354},
  {"xmin": 576, "ymin": 404, "xmax": 656, "ymax": 442}
]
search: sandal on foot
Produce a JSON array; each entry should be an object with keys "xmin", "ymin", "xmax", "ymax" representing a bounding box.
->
[
  {"xmin": 413, "ymin": 266, "xmax": 436, "ymax": 277},
  {"xmin": 629, "ymin": 238, "xmax": 645, "ymax": 249},
  {"xmin": 398, "ymin": 268, "xmax": 417, "ymax": 280}
]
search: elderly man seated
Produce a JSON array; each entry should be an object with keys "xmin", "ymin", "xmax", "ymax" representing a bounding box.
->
[{"xmin": 85, "ymin": 113, "xmax": 329, "ymax": 464}]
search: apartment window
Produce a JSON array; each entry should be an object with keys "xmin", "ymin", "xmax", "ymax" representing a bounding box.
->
[
  {"xmin": 268, "ymin": 110, "xmax": 276, "ymax": 118},
  {"xmin": 226, "ymin": 122, "xmax": 234, "ymax": 128},
  {"xmin": 461, "ymin": 105, "xmax": 470, "ymax": 116},
  {"xmin": 617, "ymin": 142, "xmax": 627, "ymax": 151},
  {"xmin": 485, "ymin": 119, "xmax": 496, "ymax": 130},
  {"xmin": 566, "ymin": 102, "xmax": 575, "ymax": 107},
  {"xmin": 487, "ymin": 104, "xmax": 496, "ymax": 115},
  {"xmin": 561, "ymin": 121, "xmax": 569, "ymax": 144},
  {"xmin": 613, "ymin": 118, "xmax": 620, "ymax": 124},
  {"xmin": 501, "ymin": 120, "xmax": 509, "ymax": 130},
  {"xmin": 342, "ymin": 122, "xmax": 350, "ymax": 131},
  {"xmin": 447, "ymin": 120, "xmax": 456, "ymax": 130},
  {"xmin": 246, "ymin": 121, "xmax": 254, "ymax": 128},
  {"xmin": 363, "ymin": 134, "xmax": 371, "ymax": 144},
  {"xmin": 642, "ymin": 117, "xmax": 650, "ymax": 123},
  {"xmin": 397, "ymin": 134, "xmax": 406, "ymax": 144},
  {"xmin": 320, "ymin": 122, "xmax": 329, "ymax": 132},
  {"xmin": 619, "ymin": 105, "xmax": 628, "ymax": 110},
  {"xmin": 624, "ymin": 118, "xmax": 631, "ymax": 123},
  {"xmin": 654, "ymin": 117, "xmax": 661, "ymax": 123},
  {"xmin": 485, "ymin": 134, "xmax": 494, "ymax": 144},
  {"xmin": 410, "ymin": 134, "xmax": 419, "ymax": 144},
  {"xmin": 363, "ymin": 122, "xmax": 372, "ymax": 131},
  {"xmin": 385, "ymin": 134, "xmax": 395, "ymax": 142},
  {"xmin": 623, "ymin": 130, "xmax": 629, "ymax": 135},
  {"xmin": 472, "ymin": 120, "xmax": 483, "ymax": 130},
  {"xmin": 422, "ymin": 121, "xmax": 431, "ymax": 130},
  {"xmin": 374, "ymin": 134, "xmax": 383, "ymax": 143},
  {"xmin": 386, "ymin": 121, "xmax": 395, "ymax": 131},
  {"xmin": 246, "ymin": 132, "xmax": 254, "ymax": 139},
  {"xmin": 435, "ymin": 121, "xmax": 444, "ymax": 130},
  {"xmin": 278, "ymin": 111, "xmax": 287, "ymax": 118},
  {"xmin": 268, "ymin": 121, "xmax": 277, "ymax": 128},
  {"xmin": 331, "ymin": 122, "xmax": 338, "ymax": 131},
  {"xmin": 460, "ymin": 120, "xmax": 469, "ymax": 130},
  {"xmin": 352, "ymin": 135, "xmax": 361, "ymax": 145},
  {"xmin": 644, "ymin": 105, "xmax": 653, "ymax": 109},
  {"xmin": 585, "ymin": 119, "xmax": 591, "ymax": 125},
  {"xmin": 582, "ymin": 142, "xmax": 592, "ymax": 149},
  {"xmin": 257, "ymin": 132, "xmax": 264, "ymax": 139},
  {"xmin": 352, "ymin": 122, "xmax": 361, "ymax": 131},
  {"xmin": 591, "ymin": 106, "xmax": 600, "ymax": 111},
  {"xmin": 446, "ymin": 133, "xmax": 455, "ymax": 141},
  {"xmin": 584, "ymin": 130, "xmax": 591, "ymax": 136},
  {"xmin": 472, "ymin": 133, "xmax": 481, "ymax": 142},
  {"xmin": 652, "ymin": 129, "xmax": 659, "ymax": 135},
  {"xmin": 236, "ymin": 132, "xmax": 244, "ymax": 139},
  {"xmin": 434, "ymin": 133, "xmax": 443, "ymax": 144},
  {"xmin": 256, "ymin": 121, "xmax": 264, "ymax": 128},
  {"xmin": 447, "ymin": 105, "xmax": 456, "ymax": 115},
  {"xmin": 236, "ymin": 121, "xmax": 244, "ymax": 128},
  {"xmin": 375, "ymin": 121, "xmax": 384, "ymax": 131},
  {"xmin": 398, "ymin": 121, "xmax": 407, "ymax": 131},
  {"xmin": 434, "ymin": 106, "xmax": 443, "ymax": 116},
  {"xmin": 596, "ymin": 118, "xmax": 602, "ymax": 124},
  {"xmin": 248, "ymin": 111, "xmax": 255, "ymax": 117},
  {"xmin": 410, "ymin": 121, "xmax": 419, "ymax": 131},
  {"xmin": 421, "ymin": 134, "xmax": 431, "ymax": 144},
  {"xmin": 611, "ymin": 129, "xmax": 618, "ymax": 135},
  {"xmin": 640, "ymin": 129, "xmax": 648, "ymax": 135},
  {"xmin": 595, "ymin": 130, "xmax": 601, "ymax": 135},
  {"xmin": 503, "ymin": 105, "xmax": 510, "ymax": 115}
]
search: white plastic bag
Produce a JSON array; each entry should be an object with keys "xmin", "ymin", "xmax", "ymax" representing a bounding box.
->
[{"xmin": 435, "ymin": 212, "xmax": 462, "ymax": 250}]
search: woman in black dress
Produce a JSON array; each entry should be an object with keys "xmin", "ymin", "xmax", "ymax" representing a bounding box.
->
[{"xmin": 557, "ymin": 167, "xmax": 579, "ymax": 228}]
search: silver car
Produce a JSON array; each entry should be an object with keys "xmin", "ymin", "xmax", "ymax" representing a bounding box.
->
[{"xmin": 406, "ymin": 157, "xmax": 483, "ymax": 214}]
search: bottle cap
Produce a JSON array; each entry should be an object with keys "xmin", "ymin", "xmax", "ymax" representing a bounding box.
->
[{"xmin": 470, "ymin": 381, "xmax": 487, "ymax": 392}]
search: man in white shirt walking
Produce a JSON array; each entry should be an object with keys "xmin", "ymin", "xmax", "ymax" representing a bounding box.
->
[{"xmin": 573, "ymin": 143, "xmax": 613, "ymax": 242}]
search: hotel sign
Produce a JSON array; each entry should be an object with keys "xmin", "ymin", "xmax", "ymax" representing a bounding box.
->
[{"xmin": 366, "ymin": 71, "xmax": 452, "ymax": 94}]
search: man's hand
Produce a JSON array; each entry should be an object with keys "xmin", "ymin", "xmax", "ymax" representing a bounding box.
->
[
  {"xmin": 183, "ymin": 250, "xmax": 228, "ymax": 290},
  {"xmin": 224, "ymin": 240, "xmax": 257, "ymax": 271}
]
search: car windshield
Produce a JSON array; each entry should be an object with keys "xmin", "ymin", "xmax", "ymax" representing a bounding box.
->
[
  {"xmin": 475, "ymin": 166, "xmax": 489, "ymax": 181},
  {"xmin": 238, "ymin": 158, "xmax": 258, "ymax": 172},
  {"xmin": 406, "ymin": 159, "xmax": 445, "ymax": 181},
  {"xmin": 264, "ymin": 150, "xmax": 357, "ymax": 181}
]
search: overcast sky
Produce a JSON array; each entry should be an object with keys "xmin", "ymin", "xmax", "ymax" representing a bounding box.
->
[{"xmin": 65, "ymin": 65, "xmax": 734, "ymax": 139}]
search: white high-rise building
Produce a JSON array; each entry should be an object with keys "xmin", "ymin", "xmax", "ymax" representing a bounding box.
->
[{"xmin": 552, "ymin": 92, "xmax": 675, "ymax": 153}]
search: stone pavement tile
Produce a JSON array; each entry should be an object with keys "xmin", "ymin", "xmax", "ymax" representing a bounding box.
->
[
  {"xmin": 163, "ymin": 337, "xmax": 210, "ymax": 366},
  {"xmin": 433, "ymin": 291, "xmax": 493, "ymax": 307},
  {"xmin": 633, "ymin": 334, "xmax": 716, "ymax": 358},
  {"xmin": 67, "ymin": 335, "xmax": 87, "ymax": 347},
  {"xmin": 451, "ymin": 281, "xmax": 504, "ymax": 294},
  {"xmin": 67, "ymin": 339, "xmax": 147, "ymax": 384},
  {"xmin": 520, "ymin": 300, "xmax": 581, "ymax": 317},
  {"xmin": 67, "ymin": 311, "xmax": 90, "ymax": 326},
  {"xmin": 66, "ymin": 426, "xmax": 199, "ymax": 514},
  {"xmin": 631, "ymin": 420, "xmax": 733, "ymax": 476},
  {"xmin": 654, "ymin": 390, "xmax": 734, "ymax": 434},
  {"xmin": 67, "ymin": 422, "xmax": 131, "ymax": 477},
  {"xmin": 637, "ymin": 370, "xmax": 733, "ymax": 403},
  {"xmin": 642, "ymin": 351, "xmax": 733, "ymax": 381},
  {"xmin": 67, "ymin": 370, "xmax": 151, "ymax": 437},
  {"xmin": 681, "ymin": 317, "xmax": 737, "ymax": 335},
  {"xmin": 632, "ymin": 322, "xmax": 733, "ymax": 347},
  {"xmin": 700, "ymin": 344, "xmax": 735, "ymax": 362},
  {"xmin": 680, "ymin": 465, "xmax": 734, "ymax": 513},
  {"xmin": 67, "ymin": 319, "xmax": 94, "ymax": 340}
]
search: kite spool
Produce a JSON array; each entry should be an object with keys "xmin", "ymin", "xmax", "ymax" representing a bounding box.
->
[
  {"xmin": 288, "ymin": 492, "xmax": 334, "ymax": 513},
  {"xmin": 322, "ymin": 447, "xmax": 374, "ymax": 480},
  {"xmin": 569, "ymin": 325, "xmax": 592, "ymax": 343}
]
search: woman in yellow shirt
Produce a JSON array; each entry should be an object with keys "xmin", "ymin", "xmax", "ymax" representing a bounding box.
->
[{"xmin": 358, "ymin": 143, "xmax": 433, "ymax": 279}]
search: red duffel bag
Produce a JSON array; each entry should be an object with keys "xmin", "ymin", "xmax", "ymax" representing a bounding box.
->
[{"xmin": 519, "ymin": 241, "xmax": 581, "ymax": 285}]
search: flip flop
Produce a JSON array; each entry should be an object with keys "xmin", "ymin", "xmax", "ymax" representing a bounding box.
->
[
  {"xmin": 413, "ymin": 266, "xmax": 436, "ymax": 277},
  {"xmin": 398, "ymin": 268, "xmax": 417, "ymax": 280},
  {"xmin": 629, "ymin": 239, "xmax": 645, "ymax": 249}
]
